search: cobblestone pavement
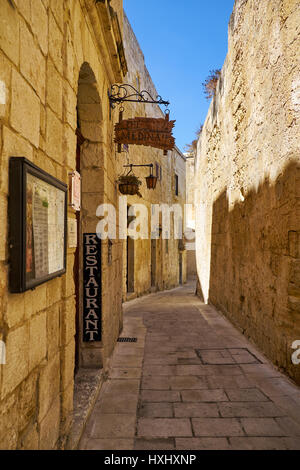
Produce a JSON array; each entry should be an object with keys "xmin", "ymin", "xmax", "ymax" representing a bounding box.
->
[{"xmin": 79, "ymin": 282, "xmax": 300, "ymax": 450}]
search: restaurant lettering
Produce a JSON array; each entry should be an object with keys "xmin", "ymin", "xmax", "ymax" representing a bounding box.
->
[
  {"xmin": 83, "ymin": 234, "xmax": 101, "ymax": 342},
  {"xmin": 114, "ymin": 116, "xmax": 176, "ymax": 152}
]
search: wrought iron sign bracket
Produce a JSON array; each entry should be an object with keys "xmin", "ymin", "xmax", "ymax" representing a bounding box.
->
[
  {"xmin": 123, "ymin": 164, "xmax": 154, "ymax": 170},
  {"xmin": 108, "ymin": 84, "xmax": 170, "ymax": 109}
]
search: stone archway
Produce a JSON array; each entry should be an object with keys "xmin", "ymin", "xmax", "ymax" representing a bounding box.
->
[{"xmin": 75, "ymin": 62, "xmax": 105, "ymax": 369}]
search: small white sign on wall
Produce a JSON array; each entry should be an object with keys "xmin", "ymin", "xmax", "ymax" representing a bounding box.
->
[
  {"xmin": 68, "ymin": 218, "xmax": 78, "ymax": 248},
  {"xmin": 69, "ymin": 171, "xmax": 81, "ymax": 211}
]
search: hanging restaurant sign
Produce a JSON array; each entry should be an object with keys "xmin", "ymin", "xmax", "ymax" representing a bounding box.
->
[{"xmin": 114, "ymin": 116, "xmax": 176, "ymax": 152}]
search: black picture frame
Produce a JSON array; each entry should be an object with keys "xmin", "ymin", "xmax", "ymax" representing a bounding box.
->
[{"xmin": 9, "ymin": 157, "xmax": 68, "ymax": 293}]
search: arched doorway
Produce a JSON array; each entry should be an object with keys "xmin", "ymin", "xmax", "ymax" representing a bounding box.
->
[{"xmin": 74, "ymin": 62, "xmax": 104, "ymax": 370}]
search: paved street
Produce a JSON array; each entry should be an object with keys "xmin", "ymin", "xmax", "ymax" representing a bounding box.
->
[{"xmin": 79, "ymin": 282, "xmax": 300, "ymax": 450}]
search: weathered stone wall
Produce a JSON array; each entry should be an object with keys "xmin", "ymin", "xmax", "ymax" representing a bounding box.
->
[
  {"xmin": 195, "ymin": 0, "xmax": 300, "ymax": 384},
  {"xmin": 120, "ymin": 15, "xmax": 187, "ymax": 299},
  {"xmin": 0, "ymin": 0, "xmax": 125, "ymax": 449}
]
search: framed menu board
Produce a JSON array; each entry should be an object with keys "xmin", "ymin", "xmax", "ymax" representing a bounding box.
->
[{"xmin": 9, "ymin": 157, "xmax": 67, "ymax": 293}]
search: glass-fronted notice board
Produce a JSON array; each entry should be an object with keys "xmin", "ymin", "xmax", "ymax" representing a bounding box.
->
[{"xmin": 9, "ymin": 158, "xmax": 67, "ymax": 293}]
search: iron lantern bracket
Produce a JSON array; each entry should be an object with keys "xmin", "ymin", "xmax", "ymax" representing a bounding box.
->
[
  {"xmin": 123, "ymin": 163, "xmax": 155, "ymax": 177},
  {"xmin": 109, "ymin": 84, "xmax": 170, "ymax": 109}
]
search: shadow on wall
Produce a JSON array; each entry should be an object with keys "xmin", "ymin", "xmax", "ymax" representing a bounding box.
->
[{"xmin": 206, "ymin": 160, "xmax": 300, "ymax": 385}]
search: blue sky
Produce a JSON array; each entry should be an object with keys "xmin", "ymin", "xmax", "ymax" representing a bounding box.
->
[{"xmin": 123, "ymin": 0, "xmax": 235, "ymax": 152}]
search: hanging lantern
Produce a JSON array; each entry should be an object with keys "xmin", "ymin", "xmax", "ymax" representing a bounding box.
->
[
  {"xmin": 145, "ymin": 165, "xmax": 157, "ymax": 190},
  {"xmin": 146, "ymin": 174, "xmax": 157, "ymax": 190}
]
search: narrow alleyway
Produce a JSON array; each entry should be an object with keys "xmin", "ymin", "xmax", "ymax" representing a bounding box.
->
[{"xmin": 79, "ymin": 282, "xmax": 300, "ymax": 450}]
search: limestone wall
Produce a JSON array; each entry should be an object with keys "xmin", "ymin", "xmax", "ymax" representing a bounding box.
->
[
  {"xmin": 195, "ymin": 0, "xmax": 300, "ymax": 384},
  {"xmin": 0, "ymin": 0, "xmax": 125, "ymax": 449}
]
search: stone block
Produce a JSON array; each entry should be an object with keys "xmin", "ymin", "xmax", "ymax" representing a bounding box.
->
[
  {"xmin": 174, "ymin": 403, "xmax": 219, "ymax": 418},
  {"xmin": 39, "ymin": 396, "xmax": 60, "ymax": 450},
  {"xmin": 96, "ymin": 391, "xmax": 139, "ymax": 415},
  {"xmin": 229, "ymin": 436, "xmax": 288, "ymax": 450},
  {"xmin": 241, "ymin": 418, "xmax": 285, "ymax": 437},
  {"xmin": 6, "ymin": 292, "xmax": 25, "ymax": 328},
  {"xmin": 64, "ymin": 26, "xmax": 76, "ymax": 88},
  {"xmin": 63, "ymin": 124, "xmax": 76, "ymax": 169},
  {"xmin": 47, "ymin": 303, "xmax": 60, "ymax": 359},
  {"xmin": 0, "ymin": 52, "xmax": 11, "ymax": 121},
  {"xmin": 1, "ymin": 125, "xmax": 34, "ymax": 194},
  {"xmin": 0, "ymin": 0, "xmax": 19, "ymax": 65},
  {"xmin": 61, "ymin": 296, "xmax": 75, "ymax": 346},
  {"xmin": 38, "ymin": 353, "xmax": 60, "ymax": 422},
  {"xmin": 63, "ymin": 254, "xmax": 75, "ymax": 298},
  {"xmin": 81, "ymin": 168, "xmax": 105, "ymax": 194},
  {"xmin": 181, "ymin": 389, "xmax": 228, "ymax": 402},
  {"xmin": 80, "ymin": 438, "xmax": 134, "ymax": 451},
  {"xmin": 45, "ymin": 106, "xmax": 63, "ymax": 163},
  {"xmin": 14, "ymin": 0, "xmax": 31, "ymax": 23},
  {"xmin": 61, "ymin": 381, "xmax": 74, "ymax": 432},
  {"xmin": 0, "ymin": 392, "xmax": 18, "ymax": 449},
  {"xmin": 18, "ymin": 371, "xmax": 38, "ymax": 432},
  {"xmin": 24, "ymin": 283, "xmax": 47, "ymax": 318},
  {"xmin": 134, "ymin": 438, "xmax": 175, "ymax": 450},
  {"xmin": 226, "ymin": 388, "xmax": 269, "ymax": 402},
  {"xmin": 80, "ymin": 143, "xmax": 105, "ymax": 169},
  {"xmin": 20, "ymin": 423, "xmax": 39, "ymax": 450},
  {"xmin": 46, "ymin": 59, "xmax": 63, "ymax": 118},
  {"xmin": 109, "ymin": 367, "xmax": 141, "ymax": 379},
  {"xmin": 31, "ymin": 0, "xmax": 48, "ymax": 55},
  {"xmin": 170, "ymin": 376, "xmax": 208, "ymax": 390},
  {"xmin": 137, "ymin": 418, "xmax": 192, "ymax": 438},
  {"xmin": 61, "ymin": 340, "xmax": 75, "ymax": 391},
  {"xmin": 48, "ymin": 12, "xmax": 63, "ymax": 75},
  {"xmin": 20, "ymin": 20, "xmax": 46, "ymax": 102},
  {"xmin": 140, "ymin": 390, "xmax": 180, "ymax": 403},
  {"xmin": 192, "ymin": 418, "xmax": 244, "ymax": 437},
  {"xmin": 176, "ymin": 437, "xmax": 230, "ymax": 450},
  {"xmin": 50, "ymin": 0, "xmax": 64, "ymax": 31},
  {"xmin": 29, "ymin": 312, "xmax": 47, "ymax": 371},
  {"xmin": 85, "ymin": 413, "xmax": 137, "ymax": 439},
  {"xmin": 219, "ymin": 402, "xmax": 285, "ymax": 418},
  {"xmin": 62, "ymin": 81, "xmax": 77, "ymax": 129},
  {"xmin": 10, "ymin": 70, "xmax": 40, "ymax": 148},
  {"xmin": 141, "ymin": 376, "xmax": 170, "ymax": 390},
  {"xmin": 46, "ymin": 277, "xmax": 62, "ymax": 307},
  {"xmin": 138, "ymin": 402, "xmax": 173, "ymax": 418},
  {"xmin": 1, "ymin": 324, "xmax": 29, "ymax": 399}
]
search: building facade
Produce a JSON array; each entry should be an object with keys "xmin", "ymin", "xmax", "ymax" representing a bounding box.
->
[
  {"xmin": 0, "ymin": 0, "xmax": 186, "ymax": 450},
  {"xmin": 0, "ymin": 0, "xmax": 127, "ymax": 449},
  {"xmin": 194, "ymin": 0, "xmax": 300, "ymax": 385}
]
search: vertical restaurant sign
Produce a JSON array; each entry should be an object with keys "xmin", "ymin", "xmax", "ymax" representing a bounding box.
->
[{"xmin": 83, "ymin": 234, "xmax": 101, "ymax": 342}]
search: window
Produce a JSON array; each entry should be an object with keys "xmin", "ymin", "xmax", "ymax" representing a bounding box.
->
[{"xmin": 175, "ymin": 174, "xmax": 179, "ymax": 196}]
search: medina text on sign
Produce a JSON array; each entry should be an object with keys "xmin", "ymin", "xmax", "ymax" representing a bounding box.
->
[
  {"xmin": 83, "ymin": 234, "xmax": 102, "ymax": 342},
  {"xmin": 114, "ymin": 116, "xmax": 176, "ymax": 152}
]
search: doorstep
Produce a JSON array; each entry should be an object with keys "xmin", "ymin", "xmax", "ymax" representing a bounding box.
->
[{"xmin": 65, "ymin": 367, "xmax": 108, "ymax": 450}]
